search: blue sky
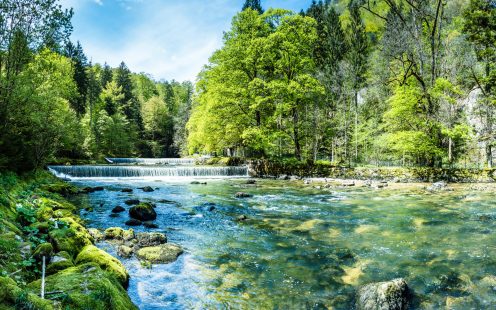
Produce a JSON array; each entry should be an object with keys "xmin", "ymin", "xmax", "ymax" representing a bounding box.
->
[{"xmin": 59, "ymin": 0, "xmax": 313, "ymax": 82}]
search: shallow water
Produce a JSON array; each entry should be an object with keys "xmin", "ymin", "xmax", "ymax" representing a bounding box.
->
[{"xmin": 69, "ymin": 178, "xmax": 496, "ymax": 309}]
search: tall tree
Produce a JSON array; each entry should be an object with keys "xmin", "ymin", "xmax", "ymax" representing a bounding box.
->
[
  {"xmin": 115, "ymin": 61, "xmax": 143, "ymax": 131},
  {"xmin": 242, "ymin": 0, "xmax": 264, "ymax": 13},
  {"xmin": 64, "ymin": 41, "xmax": 89, "ymax": 116},
  {"xmin": 100, "ymin": 62, "xmax": 113, "ymax": 88}
]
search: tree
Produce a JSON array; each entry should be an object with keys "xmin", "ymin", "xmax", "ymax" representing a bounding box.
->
[
  {"xmin": 242, "ymin": 0, "xmax": 264, "ymax": 13},
  {"xmin": 115, "ymin": 61, "xmax": 143, "ymax": 131},
  {"xmin": 101, "ymin": 62, "xmax": 113, "ymax": 88},
  {"xmin": 64, "ymin": 41, "xmax": 89, "ymax": 116},
  {"xmin": 463, "ymin": 0, "xmax": 496, "ymax": 167}
]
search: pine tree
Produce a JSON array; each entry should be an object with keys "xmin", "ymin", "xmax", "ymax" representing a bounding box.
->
[
  {"xmin": 242, "ymin": 0, "xmax": 263, "ymax": 13},
  {"xmin": 64, "ymin": 41, "xmax": 89, "ymax": 116},
  {"xmin": 115, "ymin": 61, "xmax": 143, "ymax": 131},
  {"xmin": 101, "ymin": 62, "xmax": 113, "ymax": 88}
]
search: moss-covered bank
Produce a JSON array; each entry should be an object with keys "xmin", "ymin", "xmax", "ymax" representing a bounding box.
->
[
  {"xmin": 248, "ymin": 159, "xmax": 496, "ymax": 182},
  {"xmin": 0, "ymin": 171, "xmax": 137, "ymax": 310}
]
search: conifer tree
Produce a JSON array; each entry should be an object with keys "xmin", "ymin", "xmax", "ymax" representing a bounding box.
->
[
  {"xmin": 242, "ymin": 0, "xmax": 263, "ymax": 13},
  {"xmin": 64, "ymin": 41, "xmax": 89, "ymax": 116}
]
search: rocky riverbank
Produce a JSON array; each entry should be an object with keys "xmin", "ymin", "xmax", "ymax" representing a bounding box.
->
[
  {"xmin": 0, "ymin": 172, "xmax": 137, "ymax": 309},
  {"xmin": 248, "ymin": 159, "xmax": 496, "ymax": 183}
]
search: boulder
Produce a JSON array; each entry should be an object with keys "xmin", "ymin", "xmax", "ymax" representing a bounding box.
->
[
  {"xmin": 109, "ymin": 213, "xmax": 120, "ymax": 218},
  {"xmin": 139, "ymin": 186, "xmax": 154, "ymax": 192},
  {"xmin": 124, "ymin": 199, "xmax": 140, "ymax": 206},
  {"xmin": 246, "ymin": 179, "xmax": 256, "ymax": 184},
  {"xmin": 136, "ymin": 232, "xmax": 167, "ymax": 247},
  {"xmin": 46, "ymin": 251, "xmax": 74, "ymax": 275},
  {"xmin": 112, "ymin": 206, "xmax": 125, "ymax": 213},
  {"xmin": 48, "ymin": 217, "xmax": 93, "ymax": 256},
  {"xmin": 125, "ymin": 219, "xmax": 142, "ymax": 226},
  {"xmin": 75, "ymin": 245, "xmax": 129, "ymax": 288},
  {"xmin": 117, "ymin": 245, "xmax": 133, "ymax": 258},
  {"xmin": 136, "ymin": 243, "xmax": 183, "ymax": 264},
  {"xmin": 237, "ymin": 215, "xmax": 248, "ymax": 222},
  {"xmin": 1, "ymin": 276, "xmax": 53, "ymax": 310},
  {"xmin": 235, "ymin": 192, "xmax": 253, "ymax": 198},
  {"xmin": 356, "ymin": 278, "xmax": 409, "ymax": 310},
  {"xmin": 426, "ymin": 181, "xmax": 451, "ymax": 192},
  {"xmin": 341, "ymin": 181, "xmax": 356, "ymax": 187},
  {"xmin": 104, "ymin": 227, "xmax": 124, "ymax": 240},
  {"xmin": 129, "ymin": 202, "xmax": 157, "ymax": 221},
  {"xmin": 121, "ymin": 188, "xmax": 133, "ymax": 193}
]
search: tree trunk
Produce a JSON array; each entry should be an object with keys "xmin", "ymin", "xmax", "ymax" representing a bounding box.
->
[
  {"xmin": 292, "ymin": 107, "xmax": 301, "ymax": 160},
  {"xmin": 487, "ymin": 143, "xmax": 492, "ymax": 168}
]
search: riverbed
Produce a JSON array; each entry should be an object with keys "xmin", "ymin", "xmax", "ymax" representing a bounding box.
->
[{"xmin": 69, "ymin": 178, "xmax": 496, "ymax": 309}]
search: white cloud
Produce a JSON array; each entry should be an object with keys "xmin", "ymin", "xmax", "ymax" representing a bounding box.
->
[{"xmin": 94, "ymin": 0, "xmax": 103, "ymax": 5}]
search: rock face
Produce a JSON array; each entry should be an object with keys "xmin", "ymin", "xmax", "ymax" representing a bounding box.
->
[
  {"xmin": 356, "ymin": 278, "xmax": 409, "ymax": 310},
  {"xmin": 129, "ymin": 202, "xmax": 157, "ymax": 221},
  {"xmin": 136, "ymin": 243, "xmax": 183, "ymax": 264},
  {"xmin": 136, "ymin": 232, "xmax": 167, "ymax": 247}
]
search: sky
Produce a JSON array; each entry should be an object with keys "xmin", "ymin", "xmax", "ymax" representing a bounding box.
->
[{"xmin": 59, "ymin": 0, "xmax": 314, "ymax": 82}]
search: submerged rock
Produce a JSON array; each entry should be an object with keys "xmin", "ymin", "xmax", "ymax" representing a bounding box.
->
[
  {"xmin": 426, "ymin": 181, "xmax": 452, "ymax": 192},
  {"xmin": 136, "ymin": 232, "xmax": 167, "ymax": 247},
  {"xmin": 125, "ymin": 219, "xmax": 142, "ymax": 226},
  {"xmin": 129, "ymin": 202, "xmax": 157, "ymax": 221},
  {"xmin": 88, "ymin": 228, "xmax": 104, "ymax": 241},
  {"xmin": 356, "ymin": 278, "xmax": 409, "ymax": 310},
  {"xmin": 117, "ymin": 245, "xmax": 134, "ymax": 258},
  {"xmin": 75, "ymin": 245, "xmax": 129, "ymax": 288},
  {"xmin": 137, "ymin": 243, "xmax": 183, "ymax": 264},
  {"xmin": 143, "ymin": 221, "xmax": 159, "ymax": 229},
  {"xmin": 121, "ymin": 188, "xmax": 133, "ymax": 193},
  {"xmin": 112, "ymin": 205, "xmax": 125, "ymax": 213},
  {"xmin": 235, "ymin": 192, "xmax": 253, "ymax": 198},
  {"xmin": 139, "ymin": 186, "xmax": 155, "ymax": 192},
  {"xmin": 246, "ymin": 179, "xmax": 256, "ymax": 184},
  {"xmin": 237, "ymin": 215, "xmax": 248, "ymax": 222},
  {"xmin": 124, "ymin": 199, "xmax": 140, "ymax": 205}
]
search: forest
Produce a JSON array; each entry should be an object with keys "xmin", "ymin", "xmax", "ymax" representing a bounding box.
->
[
  {"xmin": 188, "ymin": 0, "xmax": 496, "ymax": 168},
  {"xmin": 0, "ymin": 0, "xmax": 495, "ymax": 172}
]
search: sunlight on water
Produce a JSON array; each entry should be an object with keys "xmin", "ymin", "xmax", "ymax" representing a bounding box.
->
[{"xmin": 67, "ymin": 178, "xmax": 496, "ymax": 309}]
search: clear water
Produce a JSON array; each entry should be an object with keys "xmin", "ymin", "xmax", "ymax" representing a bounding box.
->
[
  {"xmin": 69, "ymin": 178, "xmax": 496, "ymax": 309},
  {"xmin": 106, "ymin": 158, "xmax": 197, "ymax": 165}
]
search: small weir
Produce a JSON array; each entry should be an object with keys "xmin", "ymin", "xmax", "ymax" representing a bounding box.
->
[
  {"xmin": 105, "ymin": 158, "xmax": 197, "ymax": 165},
  {"xmin": 48, "ymin": 165, "xmax": 249, "ymax": 178}
]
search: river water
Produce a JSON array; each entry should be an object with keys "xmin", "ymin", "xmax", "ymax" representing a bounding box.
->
[{"xmin": 59, "ymin": 172, "xmax": 496, "ymax": 309}]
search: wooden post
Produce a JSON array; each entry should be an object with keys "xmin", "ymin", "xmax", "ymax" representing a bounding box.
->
[{"xmin": 41, "ymin": 256, "xmax": 46, "ymax": 299}]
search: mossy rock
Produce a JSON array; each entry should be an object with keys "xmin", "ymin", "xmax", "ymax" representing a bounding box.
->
[
  {"xmin": 46, "ymin": 251, "xmax": 74, "ymax": 275},
  {"xmin": 104, "ymin": 227, "xmax": 124, "ymax": 240},
  {"xmin": 41, "ymin": 183, "xmax": 79, "ymax": 196},
  {"xmin": 32, "ymin": 242, "xmax": 53, "ymax": 262},
  {"xmin": 48, "ymin": 217, "xmax": 93, "ymax": 256},
  {"xmin": 30, "ymin": 221, "xmax": 50, "ymax": 234},
  {"xmin": 88, "ymin": 228, "xmax": 104, "ymax": 242},
  {"xmin": 129, "ymin": 203, "xmax": 157, "ymax": 221},
  {"xmin": 75, "ymin": 245, "xmax": 129, "ymax": 288},
  {"xmin": 28, "ymin": 263, "xmax": 137, "ymax": 310},
  {"xmin": 137, "ymin": 243, "xmax": 183, "ymax": 264},
  {"xmin": 0, "ymin": 276, "xmax": 53, "ymax": 310},
  {"xmin": 36, "ymin": 198, "xmax": 76, "ymax": 213}
]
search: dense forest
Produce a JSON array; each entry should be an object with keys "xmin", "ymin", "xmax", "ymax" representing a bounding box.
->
[
  {"xmin": 0, "ymin": 0, "xmax": 495, "ymax": 172},
  {"xmin": 188, "ymin": 0, "xmax": 496, "ymax": 168},
  {"xmin": 0, "ymin": 0, "xmax": 193, "ymax": 172}
]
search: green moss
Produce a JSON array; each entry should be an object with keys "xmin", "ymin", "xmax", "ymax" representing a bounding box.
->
[
  {"xmin": 46, "ymin": 251, "xmax": 74, "ymax": 275},
  {"xmin": 40, "ymin": 183, "xmax": 79, "ymax": 196},
  {"xmin": 32, "ymin": 243, "xmax": 53, "ymax": 262},
  {"xmin": 136, "ymin": 243, "xmax": 183, "ymax": 264},
  {"xmin": 75, "ymin": 245, "xmax": 129, "ymax": 288},
  {"xmin": 0, "ymin": 276, "xmax": 53, "ymax": 310},
  {"xmin": 104, "ymin": 227, "xmax": 124, "ymax": 240},
  {"xmin": 27, "ymin": 263, "xmax": 137, "ymax": 310},
  {"xmin": 48, "ymin": 217, "xmax": 93, "ymax": 256}
]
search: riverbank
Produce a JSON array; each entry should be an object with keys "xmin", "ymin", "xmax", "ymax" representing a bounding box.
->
[
  {"xmin": 0, "ymin": 171, "xmax": 136, "ymax": 309},
  {"xmin": 248, "ymin": 159, "xmax": 496, "ymax": 182}
]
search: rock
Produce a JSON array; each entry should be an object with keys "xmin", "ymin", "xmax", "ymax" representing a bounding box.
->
[
  {"xmin": 93, "ymin": 186, "xmax": 104, "ymax": 191},
  {"xmin": 356, "ymin": 278, "xmax": 409, "ymax": 310},
  {"xmin": 191, "ymin": 181, "xmax": 207, "ymax": 185},
  {"xmin": 235, "ymin": 192, "xmax": 253, "ymax": 198},
  {"xmin": 123, "ymin": 229, "xmax": 135, "ymax": 241},
  {"xmin": 125, "ymin": 219, "xmax": 142, "ymax": 226},
  {"xmin": 129, "ymin": 202, "xmax": 157, "ymax": 221},
  {"xmin": 237, "ymin": 215, "xmax": 248, "ymax": 221},
  {"xmin": 426, "ymin": 181, "xmax": 451, "ymax": 192},
  {"xmin": 48, "ymin": 217, "xmax": 93, "ymax": 256},
  {"xmin": 104, "ymin": 227, "xmax": 124, "ymax": 240},
  {"xmin": 139, "ymin": 186, "xmax": 154, "ymax": 192},
  {"xmin": 112, "ymin": 205, "xmax": 125, "ymax": 213},
  {"xmin": 109, "ymin": 213, "xmax": 120, "ymax": 218},
  {"xmin": 158, "ymin": 199, "xmax": 177, "ymax": 204},
  {"xmin": 117, "ymin": 245, "xmax": 133, "ymax": 258},
  {"xmin": 121, "ymin": 188, "xmax": 133, "ymax": 193},
  {"xmin": 136, "ymin": 243, "xmax": 183, "ymax": 264},
  {"xmin": 33, "ymin": 243, "xmax": 53, "ymax": 262},
  {"xmin": 1, "ymin": 276, "xmax": 53, "ymax": 310},
  {"xmin": 31, "ymin": 222, "xmax": 50, "ymax": 234},
  {"xmin": 136, "ymin": 232, "xmax": 167, "ymax": 247},
  {"xmin": 27, "ymin": 263, "xmax": 137, "ymax": 309},
  {"xmin": 278, "ymin": 174, "xmax": 290, "ymax": 180},
  {"xmin": 75, "ymin": 245, "xmax": 129, "ymax": 288},
  {"xmin": 124, "ymin": 199, "xmax": 140, "ymax": 205},
  {"xmin": 88, "ymin": 228, "xmax": 103, "ymax": 242},
  {"xmin": 246, "ymin": 179, "xmax": 256, "ymax": 184},
  {"xmin": 84, "ymin": 206, "xmax": 94, "ymax": 212},
  {"xmin": 304, "ymin": 179, "xmax": 311, "ymax": 184},
  {"xmin": 341, "ymin": 181, "xmax": 355, "ymax": 187},
  {"xmin": 46, "ymin": 251, "xmax": 74, "ymax": 275},
  {"xmin": 143, "ymin": 221, "xmax": 159, "ymax": 229}
]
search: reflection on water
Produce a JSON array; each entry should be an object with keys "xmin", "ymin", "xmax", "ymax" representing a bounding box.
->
[{"xmin": 70, "ymin": 179, "xmax": 496, "ymax": 309}]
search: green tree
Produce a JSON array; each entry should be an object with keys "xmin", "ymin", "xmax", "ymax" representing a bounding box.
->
[
  {"xmin": 64, "ymin": 41, "xmax": 89, "ymax": 116},
  {"xmin": 242, "ymin": 0, "xmax": 264, "ymax": 13}
]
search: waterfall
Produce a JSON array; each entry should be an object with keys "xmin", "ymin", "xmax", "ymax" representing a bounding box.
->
[
  {"xmin": 105, "ymin": 158, "xmax": 197, "ymax": 165},
  {"xmin": 48, "ymin": 165, "xmax": 249, "ymax": 178}
]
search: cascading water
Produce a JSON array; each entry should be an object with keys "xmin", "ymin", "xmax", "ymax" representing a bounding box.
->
[
  {"xmin": 48, "ymin": 165, "xmax": 249, "ymax": 178},
  {"xmin": 106, "ymin": 158, "xmax": 197, "ymax": 165}
]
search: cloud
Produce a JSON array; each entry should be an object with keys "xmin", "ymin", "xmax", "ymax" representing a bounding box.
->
[{"xmin": 94, "ymin": 0, "xmax": 103, "ymax": 5}]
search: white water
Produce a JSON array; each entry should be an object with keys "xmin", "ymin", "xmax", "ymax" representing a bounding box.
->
[
  {"xmin": 48, "ymin": 165, "xmax": 249, "ymax": 179},
  {"xmin": 106, "ymin": 158, "xmax": 197, "ymax": 165}
]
